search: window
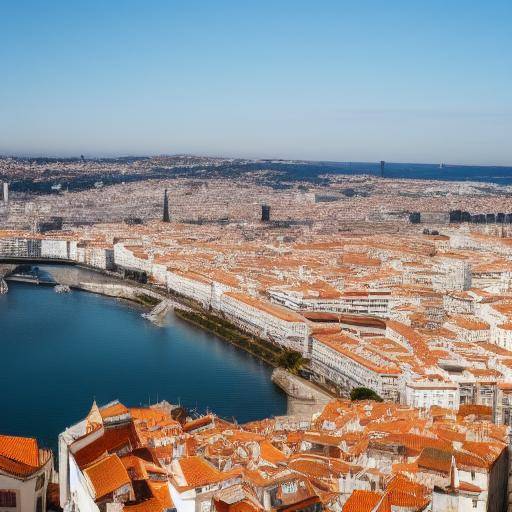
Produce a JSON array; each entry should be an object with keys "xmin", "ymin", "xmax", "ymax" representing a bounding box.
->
[
  {"xmin": 0, "ymin": 491, "xmax": 16, "ymax": 508},
  {"xmin": 472, "ymin": 499, "xmax": 478, "ymax": 508},
  {"xmin": 471, "ymin": 470, "xmax": 476, "ymax": 480}
]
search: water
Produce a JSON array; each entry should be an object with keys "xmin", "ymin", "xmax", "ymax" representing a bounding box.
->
[
  {"xmin": 269, "ymin": 161, "xmax": 512, "ymax": 186},
  {"xmin": 323, "ymin": 161, "xmax": 512, "ymax": 184},
  {"xmin": 0, "ymin": 283, "xmax": 286, "ymax": 450}
]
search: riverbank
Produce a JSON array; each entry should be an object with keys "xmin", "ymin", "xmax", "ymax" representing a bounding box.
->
[
  {"xmin": 172, "ymin": 308, "xmax": 336, "ymax": 409},
  {"xmin": 6, "ymin": 261, "xmax": 336, "ymax": 408},
  {"xmin": 174, "ymin": 308, "xmax": 293, "ymax": 368},
  {"xmin": 1, "ymin": 281, "xmax": 288, "ymax": 448}
]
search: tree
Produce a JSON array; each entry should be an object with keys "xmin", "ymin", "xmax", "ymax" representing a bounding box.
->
[
  {"xmin": 350, "ymin": 387, "xmax": 383, "ymax": 402},
  {"xmin": 278, "ymin": 350, "xmax": 305, "ymax": 372}
]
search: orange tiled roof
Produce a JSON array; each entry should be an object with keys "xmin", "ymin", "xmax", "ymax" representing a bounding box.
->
[
  {"xmin": 342, "ymin": 490, "xmax": 382, "ymax": 512},
  {"xmin": 0, "ymin": 435, "xmax": 39, "ymax": 467},
  {"xmin": 84, "ymin": 453, "xmax": 131, "ymax": 500},
  {"xmin": 178, "ymin": 456, "xmax": 229, "ymax": 488}
]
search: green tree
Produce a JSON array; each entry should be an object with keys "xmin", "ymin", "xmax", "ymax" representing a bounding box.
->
[
  {"xmin": 350, "ymin": 387, "xmax": 383, "ymax": 402},
  {"xmin": 278, "ymin": 350, "xmax": 305, "ymax": 372}
]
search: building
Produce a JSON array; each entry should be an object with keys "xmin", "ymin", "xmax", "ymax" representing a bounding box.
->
[
  {"xmin": 0, "ymin": 434, "xmax": 53, "ymax": 512},
  {"xmin": 444, "ymin": 315, "xmax": 490, "ymax": 343},
  {"xmin": 311, "ymin": 332, "xmax": 400, "ymax": 400},
  {"xmin": 0, "ymin": 234, "xmax": 42, "ymax": 258},
  {"xmin": 1, "ymin": 182, "xmax": 8, "ymax": 204},
  {"xmin": 261, "ymin": 205, "xmax": 270, "ymax": 222},
  {"xmin": 405, "ymin": 375, "xmax": 459, "ymax": 410},
  {"xmin": 221, "ymin": 292, "xmax": 310, "ymax": 354}
]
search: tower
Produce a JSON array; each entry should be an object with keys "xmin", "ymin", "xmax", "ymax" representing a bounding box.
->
[
  {"xmin": 163, "ymin": 189, "xmax": 170, "ymax": 222},
  {"xmin": 2, "ymin": 182, "xmax": 8, "ymax": 204},
  {"xmin": 380, "ymin": 161, "xmax": 385, "ymax": 178},
  {"xmin": 261, "ymin": 204, "xmax": 270, "ymax": 222}
]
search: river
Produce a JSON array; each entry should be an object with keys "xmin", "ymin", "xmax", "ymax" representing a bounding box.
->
[{"xmin": 0, "ymin": 282, "xmax": 287, "ymax": 450}]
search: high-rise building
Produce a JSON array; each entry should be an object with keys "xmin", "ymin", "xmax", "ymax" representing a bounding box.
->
[
  {"xmin": 261, "ymin": 204, "xmax": 270, "ymax": 222},
  {"xmin": 163, "ymin": 189, "xmax": 170, "ymax": 222},
  {"xmin": 380, "ymin": 160, "xmax": 385, "ymax": 178}
]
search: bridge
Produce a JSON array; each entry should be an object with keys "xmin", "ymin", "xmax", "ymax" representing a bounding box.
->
[{"xmin": 0, "ymin": 257, "xmax": 75, "ymax": 265}]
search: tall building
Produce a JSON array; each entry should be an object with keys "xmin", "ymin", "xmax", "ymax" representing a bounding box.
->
[
  {"xmin": 163, "ymin": 189, "xmax": 170, "ymax": 223},
  {"xmin": 261, "ymin": 204, "xmax": 270, "ymax": 222},
  {"xmin": 1, "ymin": 182, "xmax": 8, "ymax": 204},
  {"xmin": 380, "ymin": 160, "xmax": 385, "ymax": 178}
]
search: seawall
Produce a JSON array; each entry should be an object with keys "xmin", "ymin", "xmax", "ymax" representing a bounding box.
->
[{"xmin": 271, "ymin": 368, "xmax": 332, "ymax": 417}]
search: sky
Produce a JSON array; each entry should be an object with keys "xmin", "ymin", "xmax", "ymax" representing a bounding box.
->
[{"xmin": 0, "ymin": 0, "xmax": 511, "ymax": 165}]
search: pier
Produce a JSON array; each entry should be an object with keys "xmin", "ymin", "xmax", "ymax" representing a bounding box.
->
[{"xmin": 142, "ymin": 298, "xmax": 190, "ymax": 324}]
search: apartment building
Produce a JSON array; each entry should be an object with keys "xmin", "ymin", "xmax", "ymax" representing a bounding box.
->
[
  {"xmin": 404, "ymin": 375, "xmax": 459, "ymax": 410},
  {"xmin": 444, "ymin": 315, "xmax": 490, "ymax": 343},
  {"xmin": 0, "ymin": 233, "xmax": 41, "ymax": 258},
  {"xmin": 221, "ymin": 291, "xmax": 310, "ymax": 354},
  {"xmin": 311, "ymin": 333, "xmax": 400, "ymax": 401}
]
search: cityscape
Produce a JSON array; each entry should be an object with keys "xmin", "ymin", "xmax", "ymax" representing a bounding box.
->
[
  {"xmin": 1, "ymin": 1, "xmax": 512, "ymax": 512},
  {"xmin": 3, "ymin": 156, "xmax": 512, "ymax": 512}
]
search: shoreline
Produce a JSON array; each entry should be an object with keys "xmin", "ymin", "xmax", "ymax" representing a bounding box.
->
[{"xmin": 2, "ymin": 261, "xmax": 336, "ymax": 407}]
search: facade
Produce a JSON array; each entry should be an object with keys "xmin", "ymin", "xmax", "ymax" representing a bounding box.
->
[
  {"xmin": 0, "ymin": 236, "xmax": 41, "ymax": 258},
  {"xmin": 221, "ymin": 292, "xmax": 310, "ymax": 354},
  {"xmin": 166, "ymin": 270, "xmax": 212, "ymax": 308},
  {"xmin": 311, "ymin": 333, "xmax": 400, "ymax": 401},
  {"xmin": 432, "ymin": 256, "xmax": 472, "ymax": 292},
  {"xmin": 405, "ymin": 376, "xmax": 459, "ymax": 410}
]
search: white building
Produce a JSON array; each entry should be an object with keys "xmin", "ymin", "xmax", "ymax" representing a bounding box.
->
[
  {"xmin": 166, "ymin": 269, "xmax": 213, "ymax": 308},
  {"xmin": 41, "ymin": 238, "xmax": 74, "ymax": 260},
  {"xmin": 432, "ymin": 256, "xmax": 472, "ymax": 292},
  {"xmin": 311, "ymin": 333, "xmax": 400, "ymax": 401},
  {"xmin": 114, "ymin": 243, "xmax": 152, "ymax": 274},
  {"xmin": 220, "ymin": 292, "xmax": 310, "ymax": 354},
  {"xmin": 0, "ymin": 235, "xmax": 41, "ymax": 258},
  {"xmin": 444, "ymin": 315, "xmax": 490, "ymax": 343},
  {"xmin": 0, "ymin": 434, "xmax": 53, "ymax": 512},
  {"xmin": 405, "ymin": 376, "xmax": 459, "ymax": 410},
  {"xmin": 492, "ymin": 322, "xmax": 512, "ymax": 351}
]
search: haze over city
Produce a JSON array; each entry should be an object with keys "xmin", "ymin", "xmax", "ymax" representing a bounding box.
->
[{"xmin": 1, "ymin": 0, "xmax": 511, "ymax": 165}]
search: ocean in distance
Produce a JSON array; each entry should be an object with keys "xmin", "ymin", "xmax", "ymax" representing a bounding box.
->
[
  {"xmin": 268, "ymin": 161, "xmax": 512, "ymax": 186},
  {"xmin": 0, "ymin": 283, "xmax": 287, "ymax": 450}
]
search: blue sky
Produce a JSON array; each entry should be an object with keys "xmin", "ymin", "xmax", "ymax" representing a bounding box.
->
[{"xmin": 1, "ymin": 0, "xmax": 511, "ymax": 164}]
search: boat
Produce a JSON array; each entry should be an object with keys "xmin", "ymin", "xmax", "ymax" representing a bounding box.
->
[{"xmin": 54, "ymin": 284, "xmax": 71, "ymax": 293}]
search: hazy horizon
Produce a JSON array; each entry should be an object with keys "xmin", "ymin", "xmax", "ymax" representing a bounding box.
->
[
  {"xmin": 1, "ymin": 0, "xmax": 511, "ymax": 166},
  {"xmin": 2, "ymin": 151, "xmax": 512, "ymax": 169}
]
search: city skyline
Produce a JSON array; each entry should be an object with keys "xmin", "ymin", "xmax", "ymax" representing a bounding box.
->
[{"xmin": 1, "ymin": 0, "xmax": 511, "ymax": 165}]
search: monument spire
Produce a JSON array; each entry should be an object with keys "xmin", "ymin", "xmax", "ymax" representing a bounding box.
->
[{"xmin": 163, "ymin": 189, "xmax": 170, "ymax": 222}]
